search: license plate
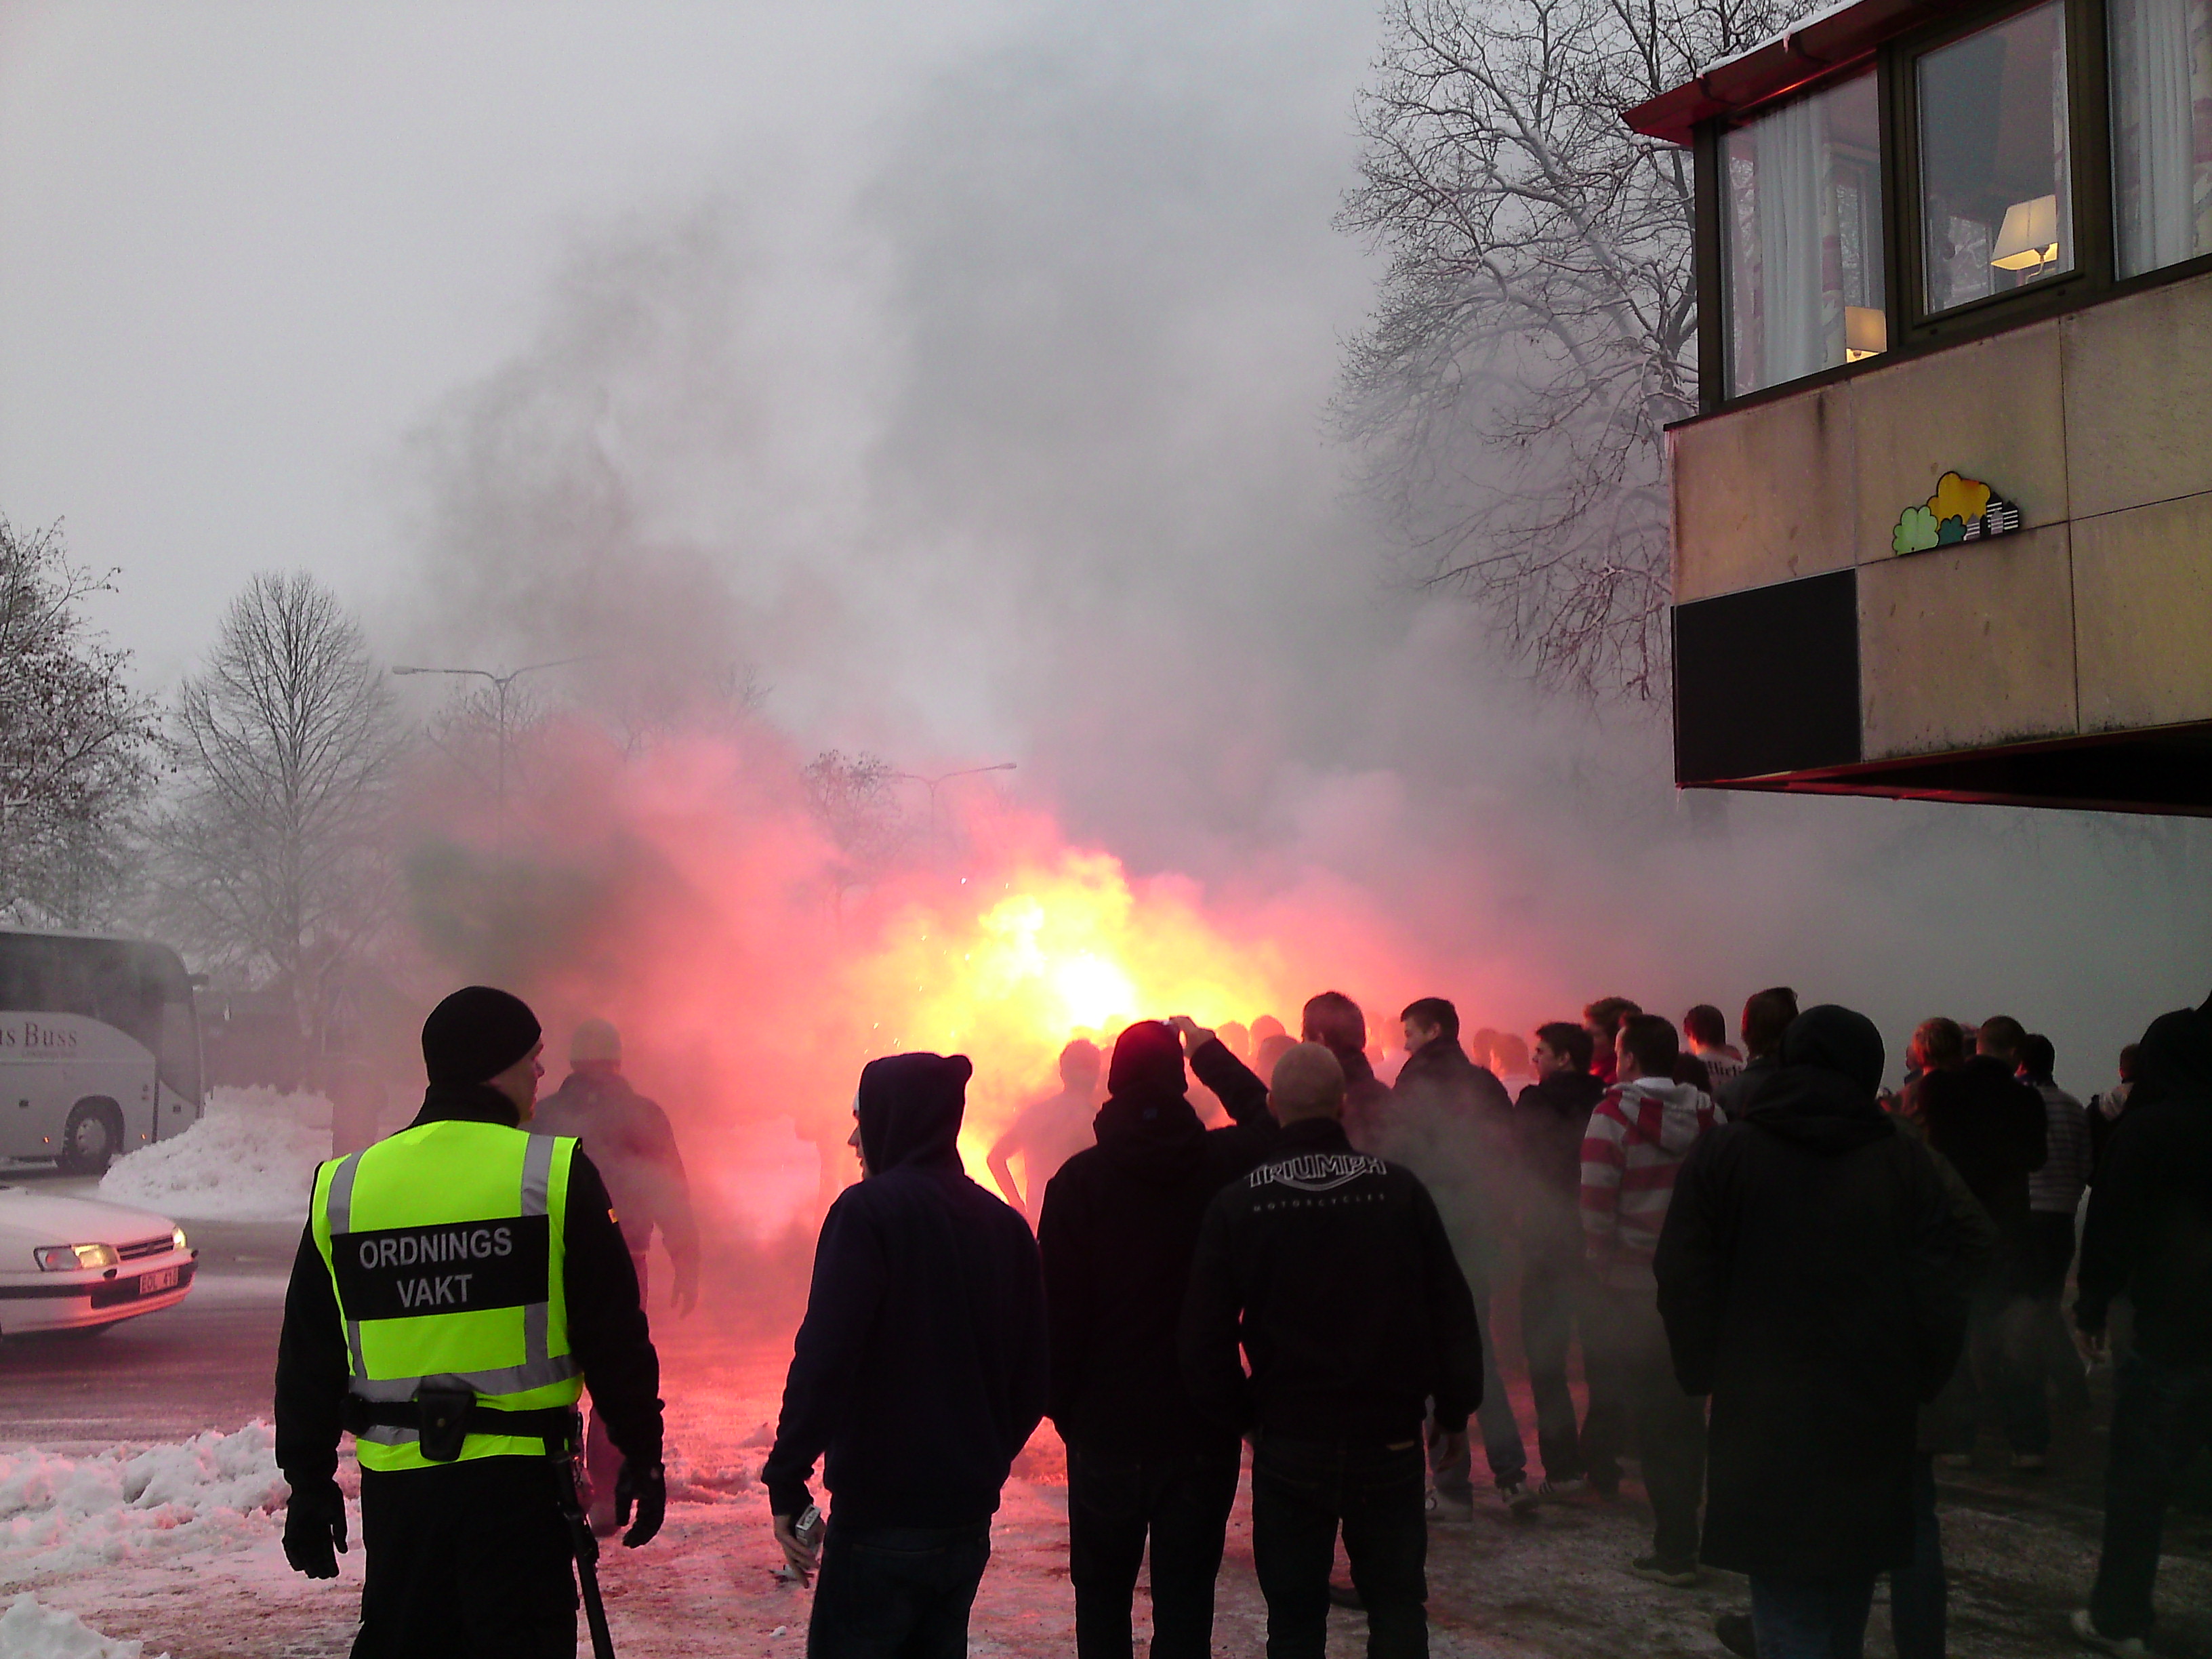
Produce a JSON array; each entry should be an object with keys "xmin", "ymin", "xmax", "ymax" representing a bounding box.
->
[{"xmin": 139, "ymin": 1267, "xmax": 179, "ymax": 1294}]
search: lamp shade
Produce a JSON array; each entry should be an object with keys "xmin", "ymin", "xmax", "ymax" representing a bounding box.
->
[
  {"xmin": 1845, "ymin": 306, "xmax": 1888, "ymax": 359},
  {"xmin": 1991, "ymin": 194, "xmax": 2061, "ymax": 270}
]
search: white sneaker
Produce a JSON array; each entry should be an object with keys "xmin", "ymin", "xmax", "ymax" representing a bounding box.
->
[
  {"xmin": 1537, "ymin": 1477, "xmax": 1590, "ymax": 1500},
  {"xmin": 2070, "ymin": 1609, "xmax": 2146, "ymax": 1655},
  {"xmin": 1425, "ymin": 1488, "xmax": 1475, "ymax": 1522},
  {"xmin": 1498, "ymin": 1479, "xmax": 1540, "ymax": 1517}
]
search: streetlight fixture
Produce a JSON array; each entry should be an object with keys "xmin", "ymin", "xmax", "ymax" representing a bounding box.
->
[
  {"xmin": 391, "ymin": 653, "xmax": 609, "ymax": 806},
  {"xmin": 891, "ymin": 762, "xmax": 1018, "ymax": 853}
]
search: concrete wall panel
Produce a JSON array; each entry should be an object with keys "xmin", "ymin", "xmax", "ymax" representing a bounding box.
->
[
  {"xmin": 2063, "ymin": 271, "xmax": 2212, "ymax": 520},
  {"xmin": 1671, "ymin": 384, "xmax": 1858, "ymax": 602},
  {"xmin": 1850, "ymin": 323, "xmax": 2068, "ymax": 565},
  {"xmin": 1858, "ymin": 525, "xmax": 2077, "ymax": 759},
  {"xmin": 2072, "ymin": 490, "xmax": 2212, "ymax": 731}
]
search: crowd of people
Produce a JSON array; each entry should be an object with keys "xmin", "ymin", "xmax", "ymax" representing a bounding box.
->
[
  {"xmin": 272, "ymin": 981, "xmax": 2209, "ymax": 1659},
  {"xmin": 761, "ymin": 984, "xmax": 2212, "ymax": 1659}
]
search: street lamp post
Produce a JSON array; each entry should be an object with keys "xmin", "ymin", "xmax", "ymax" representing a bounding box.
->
[
  {"xmin": 892, "ymin": 762, "xmax": 1018, "ymax": 855},
  {"xmin": 391, "ymin": 654, "xmax": 607, "ymax": 808}
]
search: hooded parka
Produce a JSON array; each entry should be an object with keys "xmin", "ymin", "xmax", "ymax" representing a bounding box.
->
[
  {"xmin": 1655, "ymin": 1007, "xmax": 1994, "ymax": 1579},
  {"xmin": 763, "ymin": 1053, "xmax": 1048, "ymax": 1530}
]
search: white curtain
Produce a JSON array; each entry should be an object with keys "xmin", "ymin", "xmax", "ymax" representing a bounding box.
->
[
  {"xmin": 1752, "ymin": 95, "xmax": 1837, "ymax": 386},
  {"xmin": 2112, "ymin": 0, "xmax": 2211, "ymax": 274}
]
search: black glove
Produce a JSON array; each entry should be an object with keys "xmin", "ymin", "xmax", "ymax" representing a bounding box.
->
[
  {"xmin": 615, "ymin": 1459, "xmax": 665, "ymax": 1548},
  {"xmin": 282, "ymin": 1475, "xmax": 348, "ymax": 1578}
]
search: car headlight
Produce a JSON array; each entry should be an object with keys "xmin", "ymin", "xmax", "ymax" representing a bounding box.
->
[
  {"xmin": 34, "ymin": 1243, "xmax": 120, "ymax": 1271},
  {"xmin": 172, "ymin": 1225, "xmax": 188, "ymax": 1253}
]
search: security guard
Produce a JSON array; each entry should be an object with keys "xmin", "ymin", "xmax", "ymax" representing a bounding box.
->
[{"xmin": 274, "ymin": 986, "xmax": 667, "ymax": 1658}]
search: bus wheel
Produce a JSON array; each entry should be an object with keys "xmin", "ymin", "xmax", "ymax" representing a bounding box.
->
[{"xmin": 60, "ymin": 1101, "xmax": 124, "ymax": 1176}]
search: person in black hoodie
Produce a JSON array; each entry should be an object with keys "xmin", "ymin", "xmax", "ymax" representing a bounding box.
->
[
  {"xmin": 1038, "ymin": 1017, "xmax": 1276, "ymax": 1659},
  {"xmin": 764, "ymin": 1052, "xmax": 1048, "ymax": 1658},
  {"xmin": 1182, "ymin": 1042, "xmax": 1483, "ymax": 1659},
  {"xmin": 2070, "ymin": 996, "xmax": 2212, "ymax": 1654},
  {"xmin": 1915, "ymin": 1015, "xmax": 2048, "ymax": 1467},
  {"xmin": 1512, "ymin": 1021, "xmax": 1610, "ymax": 1494},
  {"xmin": 1370, "ymin": 998, "xmax": 1533, "ymax": 1515},
  {"xmin": 1656, "ymin": 1006, "xmax": 1991, "ymax": 1659}
]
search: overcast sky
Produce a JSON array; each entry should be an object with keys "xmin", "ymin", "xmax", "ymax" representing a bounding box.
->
[{"xmin": 5, "ymin": 0, "xmax": 2207, "ymax": 1075}]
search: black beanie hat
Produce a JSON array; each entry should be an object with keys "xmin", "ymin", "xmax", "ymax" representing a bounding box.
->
[
  {"xmin": 1109, "ymin": 1020, "xmax": 1187, "ymax": 1099},
  {"xmin": 422, "ymin": 986, "xmax": 543, "ymax": 1086}
]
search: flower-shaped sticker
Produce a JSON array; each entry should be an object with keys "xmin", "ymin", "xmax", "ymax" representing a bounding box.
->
[{"xmin": 1893, "ymin": 505, "xmax": 1939, "ymax": 555}]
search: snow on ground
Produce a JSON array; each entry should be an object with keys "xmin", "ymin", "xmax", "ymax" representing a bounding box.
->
[
  {"xmin": 0, "ymin": 1595, "xmax": 167, "ymax": 1659},
  {"xmin": 98, "ymin": 1092, "xmax": 329, "ymax": 1223},
  {"xmin": 0, "ymin": 1426, "xmax": 289, "ymax": 1586}
]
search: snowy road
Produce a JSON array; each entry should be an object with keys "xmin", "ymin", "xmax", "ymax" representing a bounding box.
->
[{"xmin": 0, "ymin": 1202, "xmax": 2205, "ymax": 1658}]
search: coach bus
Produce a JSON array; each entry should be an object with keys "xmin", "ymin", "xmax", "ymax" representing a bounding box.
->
[{"xmin": 0, "ymin": 931, "xmax": 204, "ymax": 1174}]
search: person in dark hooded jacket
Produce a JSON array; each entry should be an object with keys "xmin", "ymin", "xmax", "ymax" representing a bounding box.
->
[
  {"xmin": 1656, "ymin": 1006, "xmax": 1991, "ymax": 1659},
  {"xmin": 2070, "ymin": 996, "xmax": 2212, "ymax": 1654},
  {"xmin": 1513, "ymin": 1021, "xmax": 1610, "ymax": 1493},
  {"xmin": 1038, "ymin": 1018, "xmax": 1276, "ymax": 1659},
  {"xmin": 1369, "ymin": 998, "xmax": 1534, "ymax": 1515},
  {"xmin": 764, "ymin": 1052, "xmax": 1048, "ymax": 1658}
]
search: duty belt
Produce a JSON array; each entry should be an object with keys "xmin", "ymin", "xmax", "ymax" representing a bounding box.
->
[{"xmin": 342, "ymin": 1391, "xmax": 581, "ymax": 1462}]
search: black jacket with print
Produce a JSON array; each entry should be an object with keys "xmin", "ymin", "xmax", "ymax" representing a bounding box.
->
[{"xmin": 1179, "ymin": 1116, "xmax": 1483, "ymax": 1445}]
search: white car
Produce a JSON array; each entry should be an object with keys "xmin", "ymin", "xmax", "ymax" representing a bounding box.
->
[{"xmin": 0, "ymin": 1184, "xmax": 197, "ymax": 1336}]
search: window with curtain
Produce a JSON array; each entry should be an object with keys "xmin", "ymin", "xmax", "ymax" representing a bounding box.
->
[
  {"xmin": 2111, "ymin": 0, "xmax": 2212, "ymax": 274},
  {"xmin": 1722, "ymin": 71, "xmax": 1886, "ymax": 397},
  {"xmin": 1917, "ymin": 1, "xmax": 2074, "ymax": 314}
]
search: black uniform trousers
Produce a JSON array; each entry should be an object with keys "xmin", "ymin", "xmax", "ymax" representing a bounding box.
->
[{"xmin": 354, "ymin": 1458, "xmax": 577, "ymax": 1659}]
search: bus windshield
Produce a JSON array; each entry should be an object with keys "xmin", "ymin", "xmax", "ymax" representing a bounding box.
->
[{"xmin": 0, "ymin": 933, "xmax": 202, "ymax": 1105}]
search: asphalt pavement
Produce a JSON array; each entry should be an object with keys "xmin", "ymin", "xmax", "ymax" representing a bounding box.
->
[{"xmin": 0, "ymin": 1164, "xmax": 296, "ymax": 1450}]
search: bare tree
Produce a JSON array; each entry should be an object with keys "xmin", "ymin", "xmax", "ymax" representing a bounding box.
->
[
  {"xmin": 803, "ymin": 750, "xmax": 910, "ymax": 909},
  {"xmin": 1338, "ymin": 0, "xmax": 1807, "ymax": 699},
  {"xmin": 149, "ymin": 573, "xmax": 401, "ymax": 1056},
  {"xmin": 0, "ymin": 518, "xmax": 155, "ymax": 926}
]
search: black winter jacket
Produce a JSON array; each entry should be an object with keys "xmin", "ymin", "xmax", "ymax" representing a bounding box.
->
[
  {"xmin": 1038, "ymin": 1039, "xmax": 1276, "ymax": 1453},
  {"xmin": 1181, "ymin": 1117, "xmax": 1483, "ymax": 1444},
  {"xmin": 273, "ymin": 1084, "xmax": 663, "ymax": 1486},
  {"xmin": 1918, "ymin": 1054, "xmax": 2047, "ymax": 1270},
  {"xmin": 1336, "ymin": 1048, "xmax": 1395, "ymax": 1152},
  {"xmin": 764, "ymin": 1054, "xmax": 1047, "ymax": 1528},
  {"xmin": 1369, "ymin": 1039, "xmax": 1515, "ymax": 1298},
  {"xmin": 531, "ymin": 1071, "xmax": 699, "ymax": 1269},
  {"xmin": 2076, "ymin": 1002, "xmax": 2212, "ymax": 1364},
  {"xmin": 1512, "ymin": 1069, "xmax": 1607, "ymax": 1254},
  {"xmin": 1656, "ymin": 1008, "xmax": 1993, "ymax": 1580}
]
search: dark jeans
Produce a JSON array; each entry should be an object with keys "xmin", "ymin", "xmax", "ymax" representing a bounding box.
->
[
  {"xmin": 1427, "ymin": 1296, "xmax": 1527, "ymax": 1498},
  {"xmin": 354, "ymin": 1458, "xmax": 576, "ymax": 1659},
  {"xmin": 1067, "ymin": 1442, "xmax": 1241, "ymax": 1659},
  {"xmin": 2024, "ymin": 1212, "xmax": 2092, "ymax": 1415},
  {"xmin": 1748, "ymin": 1573, "xmax": 1877, "ymax": 1659},
  {"xmin": 1582, "ymin": 1287, "xmax": 1706, "ymax": 1560},
  {"xmin": 1929, "ymin": 1276, "xmax": 2045, "ymax": 1456},
  {"xmin": 2088, "ymin": 1349, "xmax": 2212, "ymax": 1641},
  {"xmin": 1888, "ymin": 1453, "xmax": 1943, "ymax": 1659},
  {"xmin": 808, "ymin": 1520, "xmax": 991, "ymax": 1659},
  {"xmin": 1521, "ymin": 1244, "xmax": 1599, "ymax": 1483},
  {"xmin": 1251, "ymin": 1437, "xmax": 1428, "ymax": 1659}
]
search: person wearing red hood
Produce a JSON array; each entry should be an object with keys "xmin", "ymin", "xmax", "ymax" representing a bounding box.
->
[
  {"xmin": 1578, "ymin": 1013, "xmax": 1718, "ymax": 1585},
  {"xmin": 764, "ymin": 1052, "xmax": 1048, "ymax": 1658},
  {"xmin": 1038, "ymin": 1017, "xmax": 1277, "ymax": 1659}
]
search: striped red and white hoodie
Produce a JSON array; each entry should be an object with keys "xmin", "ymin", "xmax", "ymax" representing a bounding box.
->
[{"xmin": 1580, "ymin": 1075, "xmax": 1721, "ymax": 1290}]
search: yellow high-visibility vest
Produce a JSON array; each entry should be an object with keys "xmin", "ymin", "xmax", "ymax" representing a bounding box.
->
[{"xmin": 311, "ymin": 1119, "xmax": 583, "ymax": 1471}]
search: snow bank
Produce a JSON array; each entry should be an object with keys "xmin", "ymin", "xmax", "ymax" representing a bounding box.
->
[
  {"xmin": 0, "ymin": 1425, "xmax": 287, "ymax": 1587},
  {"xmin": 0, "ymin": 1596, "xmax": 166, "ymax": 1659},
  {"xmin": 97, "ymin": 1090, "xmax": 329, "ymax": 1222}
]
